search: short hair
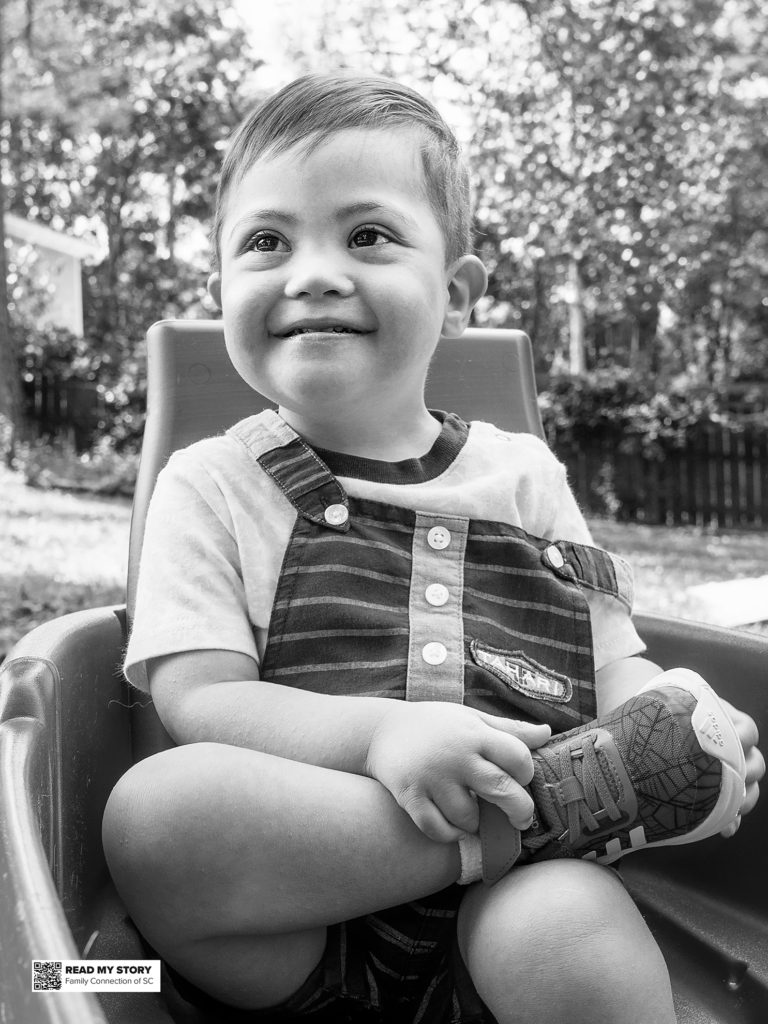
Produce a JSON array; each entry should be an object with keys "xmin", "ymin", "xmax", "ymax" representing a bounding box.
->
[{"xmin": 210, "ymin": 71, "xmax": 472, "ymax": 270}]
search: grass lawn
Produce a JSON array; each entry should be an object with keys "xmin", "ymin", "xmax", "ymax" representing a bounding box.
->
[
  {"xmin": 588, "ymin": 518, "xmax": 768, "ymax": 634},
  {"xmin": 1, "ymin": 466, "xmax": 767, "ymax": 663},
  {"xmin": 0, "ymin": 466, "xmax": 131, "ymax": 662}
]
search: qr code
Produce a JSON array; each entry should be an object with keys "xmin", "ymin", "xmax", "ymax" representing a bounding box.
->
[{"xmin": 33, "ymin": 961, "xmax": 62, "ymax": 991}]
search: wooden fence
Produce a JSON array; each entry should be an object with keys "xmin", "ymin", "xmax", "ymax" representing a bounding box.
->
[
  {"xmin": 557, "ymin": 424, "xmax": 768, "ymax": 528},
  {"xmin": 19, "ymin": 372, "xmax": 768, "ymax": 527},
  {"xmin": 22, "ymin": 373, "xmax": 103, "ymax": 452}
]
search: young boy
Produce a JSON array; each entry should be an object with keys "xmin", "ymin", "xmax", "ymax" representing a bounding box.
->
[{"xmin": 104, "ymin": 71, "xmax": 763, "ymax": 1024}]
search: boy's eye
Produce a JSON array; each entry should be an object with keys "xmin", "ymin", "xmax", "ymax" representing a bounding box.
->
[
  {"xmin": 245, "ymin": 232, "xmax": 289, "ymax": 254},
  {"xmin": 350, "ymin": 226, "xmax": 391, "ymax": 248}
]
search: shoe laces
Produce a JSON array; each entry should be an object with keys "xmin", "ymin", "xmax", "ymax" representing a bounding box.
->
[{"xmin": 529, "ymin": 737, "xmax": 623, "ymax": 847}]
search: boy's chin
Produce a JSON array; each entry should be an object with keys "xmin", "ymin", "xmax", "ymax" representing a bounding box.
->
[
  {"xmin": 282, "ymin": 363, "xmax": 376, "ymax": 400},
  {"xmin": 237, "ymin": 366, "xmax": 357, "ymax": 407},
  {"xmin": 281, "ymin": 381, "xmax": 366, "ymax": 412}
]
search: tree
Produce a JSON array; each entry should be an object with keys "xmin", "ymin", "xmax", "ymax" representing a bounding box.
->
[
  {"xmin": 0, "ymin": 0, "xmax": 25, "ymax": 460},
  {"xmin": 295, "ymin": 0, "xmax": 768, "ymax": 384},
  {"xmin": 3, "ymin": 0, "xmax": 263, "ymax": 445}
]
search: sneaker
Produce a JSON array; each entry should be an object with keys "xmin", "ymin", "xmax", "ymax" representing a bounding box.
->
[{"xmin": 479, "ymin": 669, "xmax": 747, "ymax": 884}]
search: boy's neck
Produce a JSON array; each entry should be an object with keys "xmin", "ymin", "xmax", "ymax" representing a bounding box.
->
[{"xmin": 278, "ymin": 405, "xmax": 443, "ymax": 463}]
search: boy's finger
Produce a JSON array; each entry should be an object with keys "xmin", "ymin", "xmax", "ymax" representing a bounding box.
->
[
  {"xmin": 740, "ymin": 780, "xmax": 760, "ymax": 817},
  {"xmin": 477, "ymin": 782, "xmax": 535, "ymax": 831},
  {"xmin": 478, "ymin": 728, "xmax": 537, "ymax": 787},
  {"xmin": 476, "ymin": 711, "xmax": 552, "ymax": 749},
  {"xmin": 402, "ymin": 793, "xmax": 471, "ymax": 844},
  {"xmin": 720, "ymin": 815, "xmax": 741, "ymax": 839},
  {"xmin": 745, "ymin": 746, "xmax": 765, "ymax": 788},
  {"xmin": 721, "ymin": 700, "xmax": 760, "ymax": 748},
  {"xmin": 430, "ymin": 783, "xmax": 481, "ymax": 835},
  {"xmin": 465, "ymin": 762, "xmax": 535, "ymax": 829}
]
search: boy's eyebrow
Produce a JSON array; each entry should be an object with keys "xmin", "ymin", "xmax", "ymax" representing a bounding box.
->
[
  {"xmin": 337, "ymin": 201, "xmax": 420, "ymax": 232},
  {"xmin": 227, "ymin": 201, "xmax": 419, "ymax": 243},
  {"xmin": 227, "ymin": 209, "xmax": 298, "ymax": 242}
]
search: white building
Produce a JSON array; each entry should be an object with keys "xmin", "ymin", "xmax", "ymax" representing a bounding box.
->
[{"xmin": 5, "ymin": 213, "xmax": 101, "ymax": 337}]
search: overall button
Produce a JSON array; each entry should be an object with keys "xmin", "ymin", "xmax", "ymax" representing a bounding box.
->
[
  {"xmin": 324, "ymin": 503, "xmax": 349, "ymax": 526},
  {"xmin": 427, "ymin": 526, "xmax": 451, "ymax": 549},
  {"xmin": 425, "ymin": 583, "xmax": 449, "ymax": 606},
  {"xmin": 545, "ymin": 544, "xmax": 564, "ymax": 568},
  {"xmin": 422, "ymin": 642, "xmax": 448, "ymax": 665}
]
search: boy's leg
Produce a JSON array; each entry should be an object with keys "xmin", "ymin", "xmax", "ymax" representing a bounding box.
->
[
  {"xmin": 102, "ymin": 742, "xmax": 461, "ymax": 1011},
  {"xmin": 457, "ymin": 859, "xmax": 676, "ymax": 1024}
]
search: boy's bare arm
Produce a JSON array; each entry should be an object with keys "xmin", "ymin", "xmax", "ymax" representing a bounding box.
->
[
  {"xmin": 148, "ymin": 649, "xmax": 551, "ymax": 843},
  {"xmin": 149, "ymin": 649, "xmax": 392, "ymax": 773},
  {"xmin": 595, "ymin": 655, "xmax": 663, "ymax": 714}
]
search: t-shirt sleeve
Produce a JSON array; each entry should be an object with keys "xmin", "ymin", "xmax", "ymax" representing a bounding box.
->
[
  {"xmin": 124, "ymin": 451, "xmax": 260, "ymax": 692},
  {"xmin": 546, "ymin": 464, "xmax": 646, "ymax": 672}
]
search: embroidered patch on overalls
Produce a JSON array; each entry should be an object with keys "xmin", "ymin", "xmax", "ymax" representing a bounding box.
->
[{"xmin": 469, "ymin": 639, "xmax": 573, "ymax": 703}]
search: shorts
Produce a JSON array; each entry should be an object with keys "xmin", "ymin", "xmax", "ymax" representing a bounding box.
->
[{"xmin": 158, "ymin": 885, "xmax": 496, "ymax": 1024}]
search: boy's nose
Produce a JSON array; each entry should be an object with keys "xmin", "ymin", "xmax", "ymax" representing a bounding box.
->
[{"xmin": 284, "ymin": 253, "xmax": 355, "ymax": 299}]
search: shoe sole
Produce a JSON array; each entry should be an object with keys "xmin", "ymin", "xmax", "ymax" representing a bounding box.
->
[{"xmin": 593, "ymin": 668, "xmax": 747, "ymax": 865}]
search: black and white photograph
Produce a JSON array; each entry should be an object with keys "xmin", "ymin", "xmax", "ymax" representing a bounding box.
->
[{"xmin": 1, "ymin": 2, "xmax": 767, "ymax": 1022}]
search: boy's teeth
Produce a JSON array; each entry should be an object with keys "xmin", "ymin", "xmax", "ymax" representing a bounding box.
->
[{"xmin": 291, "ymin": 326, "xmax": 355, "ymax": 335}]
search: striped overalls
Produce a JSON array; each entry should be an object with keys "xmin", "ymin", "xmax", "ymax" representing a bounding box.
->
[
  {"xmin": 233, "ymin": 412, "xmax": 633, "ymax": 733},
  {"xmin": 202, "ymin": 413, "xmax": 635, "ymax": 1024}
]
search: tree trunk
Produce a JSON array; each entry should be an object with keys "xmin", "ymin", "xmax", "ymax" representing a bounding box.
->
[
  {"xmin": 568, "ymin": 255, "xmax": 586, "ymax": 375},
  {"xmin": 529, "ymin": 255, "xmax": 542, "ymax": 347},
  {"xmin": 0, "ymin": 0, "xmax": 26, "ymax": 462},
  {"xmin": 167, "ymin": 163, "xmax": 177, "ymax": 261}
]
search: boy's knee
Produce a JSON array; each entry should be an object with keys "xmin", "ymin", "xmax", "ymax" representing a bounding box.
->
[
  {"xmin": 103, "ymin": 745, "xmax": 231, "ymax": 887},
  {"xmin": 460, "ymin": 860, "xmax": 625, "ymax": 964},
  {"xmin": 103, "ymin": 744, "xmax": 299, "ymax": 887},
  {"xmin": 103, "ymin": 744, "xmax": 266, "ymax": 947},
  {"xmin": 458, "ymin": 861, "xmax": 674, "ymax": 1024},
  {"xmin": 103, "ymin": 749, "xmax": 182, "ymax": 885}
]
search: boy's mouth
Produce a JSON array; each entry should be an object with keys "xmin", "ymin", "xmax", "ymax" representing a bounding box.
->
[{"xmin": 278, "ymin": 321, "xmax": 373, "ymax": 338}]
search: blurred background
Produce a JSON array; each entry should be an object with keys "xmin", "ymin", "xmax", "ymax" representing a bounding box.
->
[{"xmin": 1, "ymin": 0, "xmax": 767, "ymax": 660}]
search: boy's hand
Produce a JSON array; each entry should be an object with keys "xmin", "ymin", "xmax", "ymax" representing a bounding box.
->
[
  {"xmin": 365, "ymin": 702, "xmax": 550, "ymax": 843},
  {"xmin": 719, "ymin": 699, "xmax": 764, "ymax": 838}
]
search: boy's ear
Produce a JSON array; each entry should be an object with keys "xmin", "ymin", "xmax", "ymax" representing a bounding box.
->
[
  {"xmin": 441, "ymin": 255, "xmax": 488, "ymax": 339},
  {"xmin": 207, "ymin": 272, "xmax": 223, "ymax": 310}
]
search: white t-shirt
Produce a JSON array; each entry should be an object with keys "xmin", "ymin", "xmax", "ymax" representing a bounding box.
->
[{"xmin": 125, "ymin": 411, "xmax": 644, "ymax": 692}]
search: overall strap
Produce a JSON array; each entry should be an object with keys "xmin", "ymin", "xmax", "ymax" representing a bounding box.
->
[
  {"xmin": 229, "ymin": 411, "xmax": 350, "ymax": 532},
  {"xmin": 541, "ymin": 540, "xmax": 634, "ymax": 611}
]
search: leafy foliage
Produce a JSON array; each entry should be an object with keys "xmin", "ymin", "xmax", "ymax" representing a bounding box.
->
[
  {"xmin": 4, "ymin": 0, "xmax": 263, "ymax": 446},
  {"xmin": 16, "ymin": 436, "xmax": 138, "ymax": 495},
  {"xmin": 5, "ymin": 0, "xmax": 768, "ymax": 457},
  {"xmin": 302, "ymin": 0, "xmax": 768, "ymax": 384},
  {"xmin": 537, "ymin": 366, "xmax": 725, "ymax": 458}
]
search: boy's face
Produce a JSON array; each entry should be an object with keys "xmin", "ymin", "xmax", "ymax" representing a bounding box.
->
[{"xmin": 208, "ymin": 128, "xmax": 486, "ymax": 433}]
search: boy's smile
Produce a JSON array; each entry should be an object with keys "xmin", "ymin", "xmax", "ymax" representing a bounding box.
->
[{"xmin": 209, "ymin": 128, "xmax": 486, "ymax": 458}]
